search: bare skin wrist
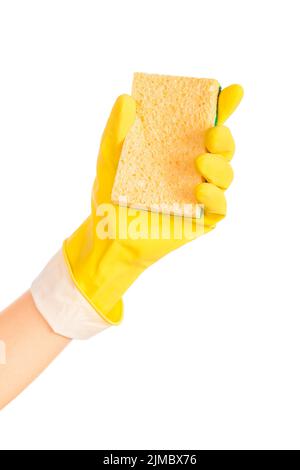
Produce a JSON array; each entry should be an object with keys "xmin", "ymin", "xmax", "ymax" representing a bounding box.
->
[{"xmin": 0, "ymin": 291, "xmax": 70, "ymax": 410}]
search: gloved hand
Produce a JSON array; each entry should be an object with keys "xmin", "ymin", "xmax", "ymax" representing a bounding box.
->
[{"xmin": 31, "ymin": 84, "xmax": 243, "ymax": 339}]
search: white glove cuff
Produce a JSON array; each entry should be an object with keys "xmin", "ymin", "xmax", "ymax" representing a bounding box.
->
[{"xmin": 31, "ymin": 250, "xmax": 110, "ymax": 339}]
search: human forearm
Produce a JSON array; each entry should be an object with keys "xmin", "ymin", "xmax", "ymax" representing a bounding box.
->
[{"xmin": 0, "ymin": 291, "xmax": 70, "ymax": 409}]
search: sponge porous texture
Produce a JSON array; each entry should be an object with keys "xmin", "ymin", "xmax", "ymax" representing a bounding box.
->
[{"xmin": 112, "ymin": 73, "xmax": 220, "ymax": 217}]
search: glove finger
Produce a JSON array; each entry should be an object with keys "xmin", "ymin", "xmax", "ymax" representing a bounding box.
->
[
  {"xmin": 205, "ymin": 126, "xmax": 235, "ymax": 161},
  {"xmin": 99, "ymin": 94, "xmax": 136, "ymax": 172},
  {"xmin": 217, "ymin": 84, "xmax": 243, "ymax": 125},
  {"xmin": 196, "ymin": 182, "xmax": 227, "ymax": 216},
  {"xmin": 204, "ymin": 213, "xmax": 225, "ymax": 231},
  {"xmin": 196, "ymin": 153, "xmax": 233, "ymax": 189},
  {"xmin": 96, "ymin": 95, "xmax": 136, "ymax": 201}
]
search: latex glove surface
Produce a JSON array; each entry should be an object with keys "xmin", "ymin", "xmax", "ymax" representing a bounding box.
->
[{"xmin": 31, "ymin": 84, "xmax": 242, "ymax": 338}]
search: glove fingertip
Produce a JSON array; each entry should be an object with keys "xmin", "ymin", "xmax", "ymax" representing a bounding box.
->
[{"xmin": 217, "ymin": 84, "xmax": 243, "ymax": 125}]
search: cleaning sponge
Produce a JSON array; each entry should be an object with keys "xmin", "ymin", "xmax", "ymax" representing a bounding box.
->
[{"xmin": 111, "ymin": 72, "xmax": 220, "ymax": 217}]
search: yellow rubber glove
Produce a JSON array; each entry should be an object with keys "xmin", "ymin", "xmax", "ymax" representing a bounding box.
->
[{"xmin": 63, "ymin": 85, "xmax": 243, "ymax": 326}]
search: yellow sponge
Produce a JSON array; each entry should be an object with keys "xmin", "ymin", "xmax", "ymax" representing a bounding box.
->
[{"xmin": 111, "ymin": 72, "xmax": 220, "ymax": 217}]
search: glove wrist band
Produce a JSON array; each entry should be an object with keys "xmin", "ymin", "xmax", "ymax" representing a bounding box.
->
[{"xmin": 31, "ymin": 250, "xmax": 111, "ymax": 339}]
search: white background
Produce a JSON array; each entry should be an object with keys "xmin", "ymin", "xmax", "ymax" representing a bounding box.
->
[{"xmin": 0, "ymin": 0, "xmax": 299, "ymax": 450}]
